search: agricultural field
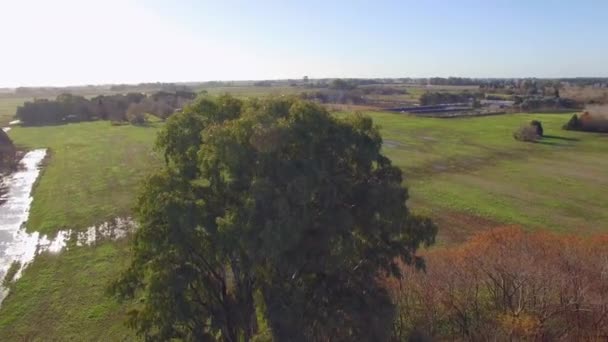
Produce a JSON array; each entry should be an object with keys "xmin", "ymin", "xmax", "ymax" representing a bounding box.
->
[{"xmin": 1, "ymin": 107, "xmax": 606, "ymax": 338}]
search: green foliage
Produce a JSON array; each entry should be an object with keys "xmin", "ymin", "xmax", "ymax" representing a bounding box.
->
[
  {"xmin": 112, "ymin": 96, "xmax": 436, "ymax": 341},
  {"xmin": 530, "ymin": 120, "xmax": 544, "ymax": 136},
  {"xmin": 0, "ymin": 129, "xmax": 16, "ymax": 173},
  {"xmin": 563, "ymin": 114, "xmax": 581, "ymax": 130},
  {"xmin": 329, "ymin": 78, "xmax": 357, "ymax": 90},
  {"xmin": 513, "ymin": 124, "xmax": 540, "ymax": 142},
  {"xmin": 419, "ymin": 91, "xmax": 482, "ymax": 105},
  {"xmin": 15, "ymin": 91, "xmax": 195, "ymax": 126}
]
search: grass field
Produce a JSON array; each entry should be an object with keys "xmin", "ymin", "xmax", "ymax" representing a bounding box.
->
[
  {"xmin": 198, "ymin": 85, "xmax": 304, "ymax": 98},
  {"xmin": 1, "ymin": 121, "xmax": 158, "ymax": 340},
  {"xmin": 8, "ymin": 121, "xmax": 162, "ymax": 235},
  {"xmin": 1, "ymin": 109, "xmax": 607, "ymax": 338},
  {"xmin": 0, "ymin": 241, "xmax": 136, "ymax": 341},
  {"xmin": 0, "ymin": 97, "xmax": 30, "ymax": 126},
  {"xmin": 345, "ymin": 111, "xmax": 608, "ymax": 241}
]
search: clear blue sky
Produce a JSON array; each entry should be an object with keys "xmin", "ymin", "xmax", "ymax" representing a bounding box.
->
[{"xmin": 1, "ymin": 0, "xmax": 606, "ymax": 86}]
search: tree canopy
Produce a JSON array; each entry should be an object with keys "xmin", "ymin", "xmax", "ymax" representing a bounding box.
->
[
  {"xmin": 111, "ymin": 95, "xmax": 436, "ymax": 341},
  {"xmin": 16, "ymin": 91, "xmax": 195, "ymax": 126}
]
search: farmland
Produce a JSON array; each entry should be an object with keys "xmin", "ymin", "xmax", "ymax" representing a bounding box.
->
[{"xmin": 0, "ymin": 90, "xmax": 607, "ymax": 338}]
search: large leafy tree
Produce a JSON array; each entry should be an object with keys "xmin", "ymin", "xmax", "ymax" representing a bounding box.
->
[{"xmin": 111, "ymin": 95, "xmax": 436, "ymax": 341}]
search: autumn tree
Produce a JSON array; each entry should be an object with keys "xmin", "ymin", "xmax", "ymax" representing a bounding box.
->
[
  {"xmin": 111, "ymin": 95, "xmax": 436, "ymax": 341},
  {"xmin": 387, "ymin": 227, "xmax": 608, "ymax": 340}
]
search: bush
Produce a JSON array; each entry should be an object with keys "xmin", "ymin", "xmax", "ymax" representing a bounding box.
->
[
  {"xmin": 0, "ymin": 130, "xmax": 17, "ymax": 173},
  {"xmin": 564, "ymin": 108, "xmax": 608, "ymax": 132},
  {"xmin": 513, "ymin": 125, "xmax": 540, "ymax": 142},
  {"xmin": 125, "ymin": 103, "xmax": 148, "ymax": 125},
  {"xmin": 385, "ymin": 227, "xmax": 608, "ymax": 340},
  {"xmin": 563, "ymin": 114, "xmax": 581, "ymax": 130},
  {"xmin": 530, "ymin": 120, "xmax": 543, "ymax": 136}
]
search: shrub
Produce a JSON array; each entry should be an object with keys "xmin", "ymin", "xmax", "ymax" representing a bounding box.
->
[
  {"xmin": 385, "ymin": 227, "xmax": 608, "ymax": 341},
  {"xmin": 513, "ymin": 125, "xmax": 540, "ymax": 142},
  {"xmin": 0, "ymin": 130, "xmax": 17, "ymax": 173},
  {"xmin": 126, "ymin": 103, "xmax": 148, "ymax": 125},
  {"xmin": 563, "ymin": 113, "xmax": 581, "ymax": 130},
  {"xmin": 530, "ymin": 120, "xmax": 543, "ymax": 136},
  {"xmin": 563, "ymin": 107, "xmax": 608, "ymax": 132}
]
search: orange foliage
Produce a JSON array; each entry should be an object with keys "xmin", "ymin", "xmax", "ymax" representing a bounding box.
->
[{"xmin": 386, "ymin": 227, "xmax": 608, "ymax": 340}]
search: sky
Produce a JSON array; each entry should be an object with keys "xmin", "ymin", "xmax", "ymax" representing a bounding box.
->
[{"xmin": 0, "ymin": 0, "xmax": 607, "ymax": 87}]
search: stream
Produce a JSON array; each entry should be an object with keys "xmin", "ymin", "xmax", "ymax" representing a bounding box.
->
[{"xmin": 0, "ymin": 146, "xmax": 136, "ymax": 303}]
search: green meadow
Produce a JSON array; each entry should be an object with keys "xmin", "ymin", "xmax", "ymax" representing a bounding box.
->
[
  {"xmin": 0, "ymin": 241, "xmax": 135, "ymax": 341},
  {"xmin": 354, "ymin": 111, "xmax": 608, "ymax": 241},
  {"xmin": 1, "ymin": 109, "xmax": 606, "ymax": 338},
  {"xmin": 0, "ymin": 97, "xmax": 30, "ymax": 126},
  {"xmin": 8, "ymin": 121, "xmax": 162, "ymax": 235}
]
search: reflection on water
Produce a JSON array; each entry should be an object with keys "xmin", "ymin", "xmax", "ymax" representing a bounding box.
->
[{"xmin": 0, "ymin": 149, "xmax": 136, "ymax": 303}]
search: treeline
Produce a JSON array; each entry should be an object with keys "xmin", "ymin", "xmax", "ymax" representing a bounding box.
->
[
  {"xmin": 429, "ymin": 77, "xmax": 480, "ymax": 86},
  {"xmin": 14, "ymin": 85, "xmax": 104, "ymax": 97},
  {"xmin": 386, "ymin": 227, "xmax": 608, "ymax": 340},
  {"xmin": 109, "ymin": 82, "xmax": 193, "ymax": 93},
  {"xmin": 16, "ymin": 91, "xmax": 196, "ymax": 126},
  {"xmin": 514, "ymin": 96, "xmax": 581, "ymax": 111},
  {"xmin": 300, "ymin": 89, "xmax": 367, "ymax": 105},
  {"xmin": 419, "ymin": 91, "xmax": 482, "ymax": 105}
]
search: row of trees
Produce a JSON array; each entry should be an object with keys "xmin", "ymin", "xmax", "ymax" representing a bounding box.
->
[
  {"xmin": 299, "ymin": 84, "xmax": 407, "ymax": 105},
  {"xmin": 428, "ymin": 77, "xmax": 480, "ymax": 86},
  {"xmin": 419, "ymin": 91, "xmax": 482, "ymax": 106},
  {"xmin": 386, "ymin": 227, "xmax": 608, "ymax": 340},
  {"xmin": 109, "ymin": 82, "xmax": 193, "ymax": 93},
  {"xmin": 16, "ymin": 91, "xmax": 196, "ymax": 126},
  {"xmin": 299, "ymin": 89, "xmax": 367, "ymax": 105},
  {"xmin": 515, "ymin": 96, "xmax": 580, "ymax": 111},
  {"xmin": 111, "ymin": 95, "xmax": 437, "ymax": 341}
]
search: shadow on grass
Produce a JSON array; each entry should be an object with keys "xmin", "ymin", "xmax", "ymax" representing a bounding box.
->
[
  {"xmin": 543, "ymin": 135, "xmax": 580, "ymax": 142},
  {"xmin": 536, "ymin": 140, "xmax": 560, "ymax": 146}
]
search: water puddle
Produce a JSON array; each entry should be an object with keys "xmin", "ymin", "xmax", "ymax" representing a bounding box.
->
[
  {"xmin": 2, "ymin": 120, "xmax": 20, "ymax": 133},
  {"xmin": 0, "ymin": 148, "xmax": 135, "ymax": 303}
]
